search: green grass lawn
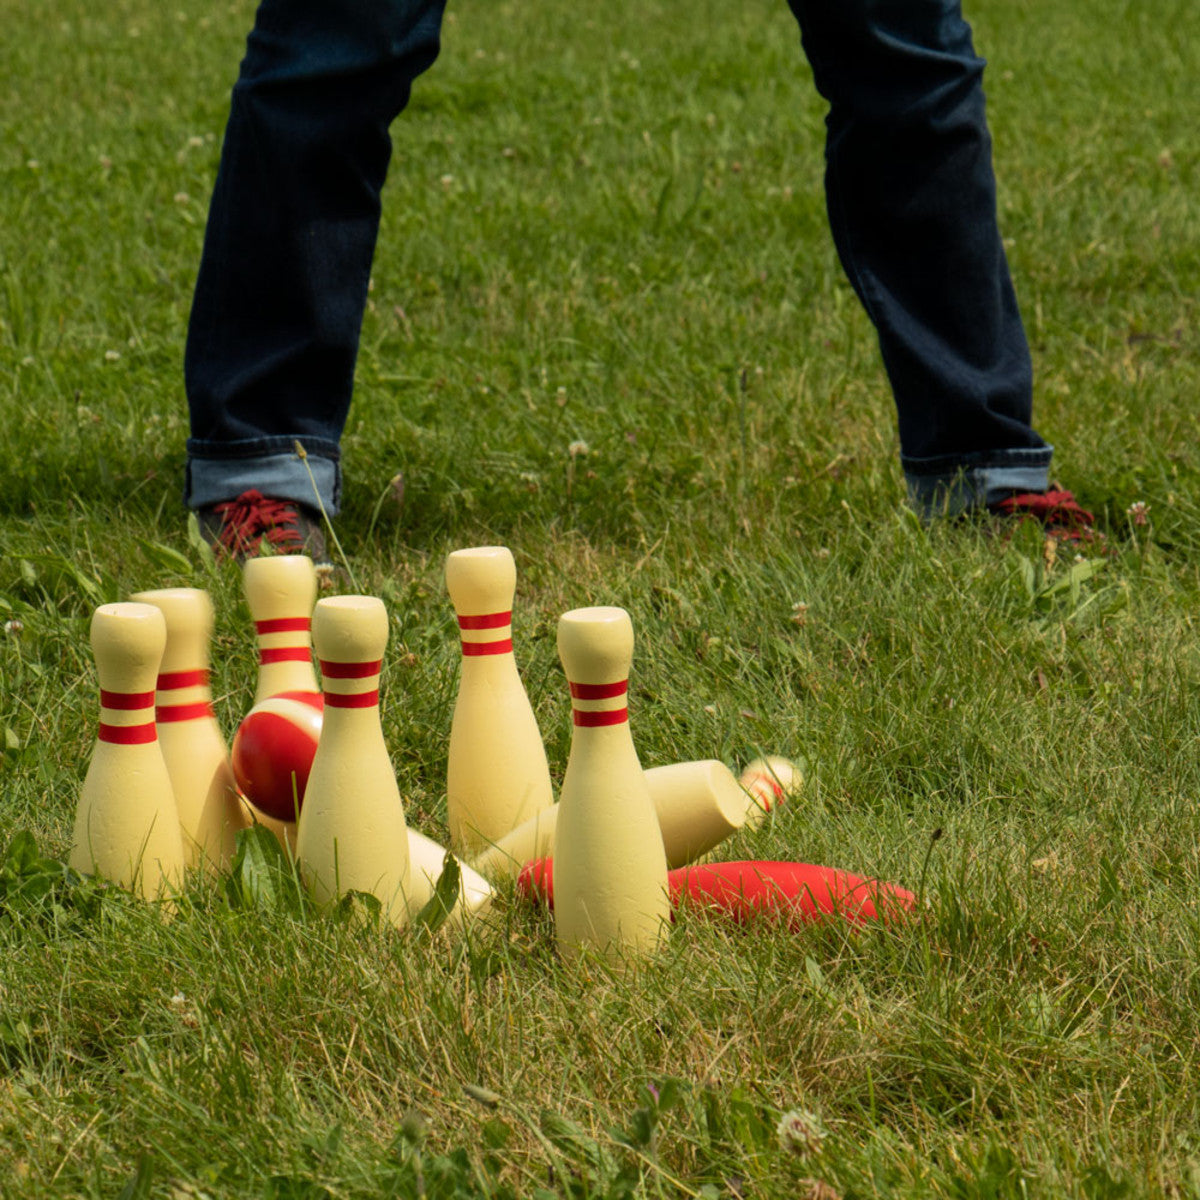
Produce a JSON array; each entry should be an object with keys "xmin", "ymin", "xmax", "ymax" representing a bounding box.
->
[{"xmin": 2, "ymin": 0, "xmax": 1200, "ymax": 1195}]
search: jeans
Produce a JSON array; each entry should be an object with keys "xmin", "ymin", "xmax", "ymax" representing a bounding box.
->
[{"xmin": 184, "ymin": 0, "xmax": 1052, "ymax": 520}]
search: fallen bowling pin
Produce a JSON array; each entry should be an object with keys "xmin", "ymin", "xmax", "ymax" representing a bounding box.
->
[
  {"xmin": 445, "ymin": 546, "xmax": 554, "ymax": 855},
  {"xmin": 295, "ymin": 596, "xmax": 410, "ymax": 926},
  {"xmin": 738, "ymin": 755, "xmax": 802, "ymax": 824},
  {"xmin": 405, "ymin": 828, "xmax": 494, "ymax": 927},
  {"xmin": 471, "ymin": 758, "xmax": 753, "ymax": 880},
  {"xmin": 69, "ymin": 603, "xmax": 186, "ymax": 901},
  {"xmin": 553, "ymin": 606, "xmax": 670, "ymax": 961},
  {"xmin": 519, "ymin": 858, "xmax": 915, "ymax": 927},
  {"xmin": 131, "ymin": 587, "xmax": 249, "ymax": 871},
  {"xmin": 671, "ymin": 860, "xmax": 916, "ymax": 926}
]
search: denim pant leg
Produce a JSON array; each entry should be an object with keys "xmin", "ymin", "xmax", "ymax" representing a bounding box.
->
[
  {"xmin": 184, "ymin": 0, "xmax": 447, "ymax": 515},
  {"xmin": 785, "ymin": 0, "xmax": 1053, "ymax": 515}
]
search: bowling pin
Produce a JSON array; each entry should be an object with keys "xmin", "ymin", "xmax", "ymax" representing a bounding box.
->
[
  {"xmin": 130, "ymin": 587, "xmax": 249, "ymax": 871},
  {"xmin": 553, "ymin": 606, "xmax": 669, "ymax": 961},
  {"xmin": 295, "ymin": 596, "xmax": 410, "ymax": 925},
  {"xmin": 406, "ymin": 828, "xmax": 494, "ymax": 927},
  {"xmin": 739, "ymin": 756, "xmax": 802, "ymax": 825},
  {"xmin": 471, "ymin": 759, "xmax": 751, "ymax": 880},
  {"xmin": 69, "ymin": 603, "xmax": 186, "ymax": 901},
  {"xmin": 444, "ymin": 547, "xmax": 554, "ymax": 855},
  {"xmin": 241, "ymin": 556, "xmax": 321, "ymax": 850},
  {"xmin": 243, "ymin": 556, "xmax": 320, "ymax": 704}
]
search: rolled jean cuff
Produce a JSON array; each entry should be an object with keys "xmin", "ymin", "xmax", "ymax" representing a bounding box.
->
[
  {"xmin": 185, "ymin": 449, "xmax": 341, "ymax": 516},
  {"xmin": 904, "ymin": 447, "xmax": 1054, "ymax": 520}
]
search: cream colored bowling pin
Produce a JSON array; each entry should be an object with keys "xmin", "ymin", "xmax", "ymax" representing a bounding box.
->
[
  {"xmin": 241, "ymin": 555, "xmax": 320, "ymax": 850},
  {"xmin": 472, "ymin": 759, "xmax": 750, "ymax": 879},
  {"xmin": 553, "ymin": 606, "xmax": 669, "ymax": 960},
  {"xmin": 131, "ymin": 587, "xmax": 250, "ymax": 871},
  {"xmin": 243, "ymin": 556, "xmax": 320, "ymax": 703},
  {"xmin": 405, "ymin": 828, "xmax": 494, "ymax": 927},
  {"xmin": 295, "ymin": 596, "xmax": 410, "ymax": 925},
  {"xmin": 739, "ymin": 755, "xmax": 802, "ymax": 825},
  {"xmin": 445, "ymin": 547, "xmax": 554, "ymax": 855},
  {"xmin": 69, "ymin": 603, "xmax": 186, "ymax": 901}
]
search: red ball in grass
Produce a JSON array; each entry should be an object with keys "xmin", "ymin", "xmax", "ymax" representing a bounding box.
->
[{"xmin": 230, "ymin": 690, "xmax": 324, "ymax": 822}]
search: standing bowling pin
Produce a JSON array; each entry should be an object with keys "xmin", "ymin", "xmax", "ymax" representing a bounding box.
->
[
  {"xmin": 553, "ymin": 606, "xmax": 669, "ymax": 961},
  {"xmin": 131, "ymin": 587, "xmax": 249, "ymax": 871},
  {"xmin": 739, "ymin": 756, "xmax": 802, "ymax": 825},
  {"xmin": 295, "ymin": 596, "xmax": 410, "ymax": 925},
  {"xmin": 69, "ymin": 603, "xmax": 185, "ymax": 900},
  {"xmin": 241, "ymin": 556, "xmax": 321, "ymax": 850},
  {"xmin": 243, "ymin": 556, "xmax": 320, "ymax": 703},
  {"xmin": 445, "ymin": 547, "xmax": 554, "ymax": 855}
]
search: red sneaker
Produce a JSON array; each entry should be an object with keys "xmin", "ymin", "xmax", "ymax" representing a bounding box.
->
[
  {"xmin": 987, "ymin": 488, "xmax": 1103, "ymax": 547},
  {"xmin": 197, "ymin": 490, "xmax": 329, "ymax": 564}
]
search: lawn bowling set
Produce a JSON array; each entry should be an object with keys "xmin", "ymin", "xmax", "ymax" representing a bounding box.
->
[{"xmin": 67, "ymin": 547, "xmax": 905, "ymax": 953}]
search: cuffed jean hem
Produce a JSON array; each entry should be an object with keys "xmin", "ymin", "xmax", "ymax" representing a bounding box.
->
[
  {"xmin": 904, "ymin": 447, "xmax": 1053, "ymax": 520},
  {"xmin": 184, "ymin": 450, "xmax": 342, "ymax": 516}
]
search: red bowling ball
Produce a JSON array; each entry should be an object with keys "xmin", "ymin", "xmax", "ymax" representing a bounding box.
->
[{"xmin": 231, "ymin": 690, "xmax": 324, "ymax": 822}]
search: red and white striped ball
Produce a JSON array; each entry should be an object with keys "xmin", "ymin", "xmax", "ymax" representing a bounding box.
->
[{"xmin": 231, "ymin": 690, "xmax": 324, "ymax": 822}]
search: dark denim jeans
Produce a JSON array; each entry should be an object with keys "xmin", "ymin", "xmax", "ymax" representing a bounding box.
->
[{"xmin": 184, "ymin": 0, "xmax": 1052, "ymax": 518}]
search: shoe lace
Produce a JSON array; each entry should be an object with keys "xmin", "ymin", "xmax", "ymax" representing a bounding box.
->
[
  {"xmin": 990, "ymin": 489, "xmax": 1101, "ymax": 544},
  {"xmin": 212, "ymin": 490, "xmax": 305, "ymax": 557}
]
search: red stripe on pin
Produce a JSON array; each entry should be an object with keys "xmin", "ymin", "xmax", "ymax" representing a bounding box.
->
[
  {"xmin": 319, "ymin": 659, "xmax": 382, "ymax": 679},
  {"xmin": 259, "ymin": 647, "xmax": 313, "ymax": 665},
  {"xmin": 462, "ymin": 639, "xmax": 513, "ymax": 656},
  {"xmin": 157, "ymin": 669, "xmax": 209, "ymax": 690},
  {"xmin": 324, "ymin": 690, "xmax": 380, "ymax": 709},
  {"xmin": 100, "ymin": 689, "xmax": 156, "ymax": 711},
  {"xmin": 255, "ymin": 617, "xmax": 311, "ymax": 634},
  {"xmin": 156, "ymin": 701, "xmax": 216, "ymax": 723},
  {"xmin": 99, "ymin": 722, "xmax": 157, "ymax": 745},
  {"xmin": 457, "ymin": 611, "xmax": 512, "ymax": 630},
  {"xmin": 573, "ymin": 707, "xmax": 629, "ymax": 727},
  {"xmin": 569, "ymin": 680, "xmax": 628, "ymax": 700}
]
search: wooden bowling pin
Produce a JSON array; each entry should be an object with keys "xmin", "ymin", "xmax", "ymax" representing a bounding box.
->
[
  {"xmin": 471, "ymin": 759, "xmax": 751, "ymax": 880},
  {"xmin": 131, "ymin": 587, "xmax": 249, "ymax": 871},
  {"xmin": 553, "ymin": 606, "xmax": 669, "ymax": 960},
  {"xmin": 444, "ymin": 547, "xmax": 554, "ymax": 855},
  {"xmin": 739, "ymin": 756, "xmax": 802, "ymax": 825},
  {"xmin": 241, "ymin": 556, "xmax": 321, "ymax": 850},
  {"xmin": 295, "ymin": 596, "xmax": 410, "ymax": 925},
  {"xmin": 243, "ymin": 556, "xmax": 320, "ymax": 703},
  {"xmin": 69, "ymin": 603, "xmax": 186, "ymax": 901},
  {"xmin": 406, "ymin": 828, "xmax": 494, "ymax": 927}
]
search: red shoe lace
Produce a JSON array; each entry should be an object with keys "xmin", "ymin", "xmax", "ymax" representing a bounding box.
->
[
  {"xmin": 211, "ymin": 490, "xmax": 306, "ymax": 558},
  {"xmin": 989, "ymin": 489, "xmax": 1099, "ymax": 543}
]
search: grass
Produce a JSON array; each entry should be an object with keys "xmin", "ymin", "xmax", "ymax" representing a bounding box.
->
[{"xmin": 2, "ymin": 0, "xmax": 1200, "ymax": 1195}]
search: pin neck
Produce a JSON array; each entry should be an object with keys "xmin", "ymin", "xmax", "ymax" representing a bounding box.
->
[
  {"xmin": 569, "ymin": 679, "xmax": 629, "ymax": 727},
  {"xmin": 153, "ymin": 668, "xmax": 217, "ymax": 722},
  {"xmin": 98, "ymin": 688, "xmax": 157, "ymax": 744},
  {"xmin": 256, "ymin": 617, "xmax": 311, "ymax": 633},
  {"xmin": 256, "ymin": 617, "xmax": 314, "ymax": 665},
  {"xmin": 157, "ymin": 669, "xmax": 209, "ymax": 689},
  {"xmin": 319, "ymin": 658, "xmax": 382, "ymax": 709},
  {"xmin": 457, "ymin": 611, "xmax": 513, "ymax": 656}
]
